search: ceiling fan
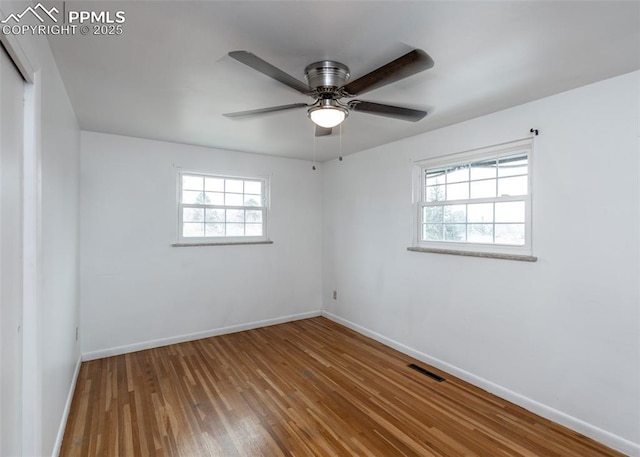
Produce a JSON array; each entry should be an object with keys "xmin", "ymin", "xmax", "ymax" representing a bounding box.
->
[{"xmin": 223, "ymin": 49, "xmax": 434, "ymax": 136}]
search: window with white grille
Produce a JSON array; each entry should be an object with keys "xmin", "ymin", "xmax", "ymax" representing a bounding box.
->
[
  {"xmin": 178, "ymin": 172, "xmax": 268, "ymax": 243},
  {"xmin": 414, "ymin": 139, "xmax": 532, "ymax": 255}
]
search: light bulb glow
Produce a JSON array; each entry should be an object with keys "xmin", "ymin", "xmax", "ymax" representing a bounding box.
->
[{"xmin": 308, "ymin": 105, "xmax": 348, "ymax": 128}]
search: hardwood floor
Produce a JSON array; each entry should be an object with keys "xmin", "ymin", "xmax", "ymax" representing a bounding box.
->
[{"xmin": 60, "ymin": 317, "xmax": 624, "ymax": 456}]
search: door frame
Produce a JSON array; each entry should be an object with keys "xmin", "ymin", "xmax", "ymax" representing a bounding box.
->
[{"xmin": 0, "ymin": 14, "xmax": 41, "ymax": 456}]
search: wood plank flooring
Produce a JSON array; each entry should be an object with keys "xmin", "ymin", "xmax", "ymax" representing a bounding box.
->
[{"xmin": 60, "ymin": 317, "xmax": 625, "ymax": 456}]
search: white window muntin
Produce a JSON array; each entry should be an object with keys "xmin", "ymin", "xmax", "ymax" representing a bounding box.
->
[
  {"xmin": 178, "ymin": 171, "xmax": 269, "ymax": 243},
  {"xmin": 414, "ymin": 139, "xmax": 533, "ymax": 255}
]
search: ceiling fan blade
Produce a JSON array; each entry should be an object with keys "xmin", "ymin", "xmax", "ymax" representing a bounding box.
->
[
  {"xmin": 229, "ymin": 51, "xmax": 311, "ymax": 94},
  {"xmin": 349, "ymin": 100, "xmax": 427, "ymax": 122},
  {"xmin": 223, "ymin": 103, "xmax": 309, "ymax": 118},
  {"xmin": 342, "ymin": 49, "xmax": 434, "ymax": 97},
  {"xmin": 315, "ymin": 126, "xmax": 333, "ymax": 137}
]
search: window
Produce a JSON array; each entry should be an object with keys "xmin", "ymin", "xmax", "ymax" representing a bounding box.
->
[
  {"xmin": 414, "ymin": 139, "xmax": 532, "ymax": 256},
  {"xmin": 178, "ymin": 172, "xmax": 268, "ymax": 243}
]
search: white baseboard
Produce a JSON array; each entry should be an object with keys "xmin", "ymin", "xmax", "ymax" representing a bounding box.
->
[
  {"xmin": 321, "ymin": 311, "xmax": 640, "ymax": 457},
  {"xmin": 52, "ymin": 354, "xmax": 82, "ymax": 457},
  {"xmin": 82, "ymin": 310, "xmax": 322, "ymax": 361}
]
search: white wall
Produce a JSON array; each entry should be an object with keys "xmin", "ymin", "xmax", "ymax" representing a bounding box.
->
[
  {"xmin": 322, "ymin": 71, "xmax": 640, "ymax": 454},
  {"xmin": 0, "ymin": 2, "xmax": 82, "ymax": 454},
  {"xmin": 80, "ymin": 132, "xmax": 323, "ymax": 357},
  {"xmin": 39, "ymin": 46, "xmax": 81, "ymax": 457}
]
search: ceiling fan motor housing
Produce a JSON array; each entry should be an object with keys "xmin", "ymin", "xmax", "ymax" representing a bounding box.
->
[{"xmin": 305, "ymin": 61, "xmax": 350, "ymax": 95}]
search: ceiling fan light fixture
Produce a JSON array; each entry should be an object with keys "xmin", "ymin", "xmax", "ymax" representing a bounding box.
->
[{"xmin": 308, "ymin": 100, "xmax": 348, "ymax": 128}]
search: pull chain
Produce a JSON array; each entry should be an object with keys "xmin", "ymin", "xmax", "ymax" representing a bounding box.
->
[
  {"xmin": 339, "ymin": 123, "xmax": 343, "ymax": 161},
  {"xmin": 312, "ymin": 123, "xmax": 317, "ymax": 170}
]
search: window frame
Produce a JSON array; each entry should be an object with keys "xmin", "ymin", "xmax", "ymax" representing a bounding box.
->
[
  {"xmin": 412, "ymin": 138, "xmax": 533, "ymax": 256},
  {"xmin": 177, "ymin": 170, "xmax": 270, "ymax": 245}
]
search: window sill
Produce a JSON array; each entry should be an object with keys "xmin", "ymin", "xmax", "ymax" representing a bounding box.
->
[
  {"xmin": 407, "ymin": 246, "xmax": 537, "ymax": 262},
  {"xmin": 172, "ymin": 241, "xmax": 273, "ymax": 247}
]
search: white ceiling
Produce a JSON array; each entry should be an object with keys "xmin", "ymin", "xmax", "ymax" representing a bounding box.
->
[{"xmin": 47, "ymin": 1, "xmax": 640, "ymax": 161}]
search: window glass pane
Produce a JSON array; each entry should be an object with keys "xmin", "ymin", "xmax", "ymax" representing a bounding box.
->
[
  {"xmin": 470, "ymin": 159, "xmax": 496, "ymax": 180},
  {"xmin": 467, "ymin": 203, "xmax": 493, "ymax": 223},
  {"xmin": 225, "ymin": 193, "xmax": 243, "ymax": 206},
  {"xmin": 417, "ymin": 145, "xmax": 530, "ymax": 250},
  {"xmin": 205, "ymin": 177, "xmax": 224, "ymax": 192},
  {"xmin": 444, "ymin": 224, "xmax": 466, "ymax": 241},
  {"xmin": 498, "ymin": 155, "xmax": 528, "ymax": 177},
  {"xmin": 205, "ymin": 208, "xmax": 225, "ymax": 223},
  {"xmin": 244, "ymin": 194, "xmax": 262, "ymax": 207},
  {"xmin": 468, "ymin": 224, "xmax": 494, "ymax": 243},
  {"xmin": 205, "ymin": 223, "xmax": 225, "ymax": 237},
  {"xmin": 424, "ymin": 224, "xmax": 443, "ymax": 241},
  {"xmin": 245, "ymin": 210, "xmax": 262, "ymax": 223},
  {"xmin": 182, "ymin": 190, "xmax": 203, "ymax": 204},
  {"xmin": 446, "ymin": 182, "xmax": 469, "ymax": 200},
  {"xmin": 425, "ymin": 169, "xmax": 445, "ymax": 186},
  {"xmin": 498, "ymin": 176, "xmax": 527, "ymax": 196},
  {"xmin": 244, "ymin": 180, "xmax": 262, "ymax": 195},
  {"xmin": 206, "ymin": 192, "xmax": 224, "ymax": 205},
  {"xmin": 182, "ymin": 175, "xmax": 203, "ymax": 191},
  {"xmin": 470, "ymin": 179, "xmax": 496, "ymax": 199},
  {"xmin": 425, "ymin": 185, "xmax": 445, "ymax": 202},
  {"xmin": 183, "ymin": 223, "xmax": 204, "ymax": 237},
  {"xmin": 423, "ymin": 206, "xmax": 443, "ymax": 223},
  {"xmin": 188, "ymin": 192, "xmax": 209, "ymax": 204},
  {"xmin": 226, "ymin": 223, "xmax": 244, "ymax": 236},
  {"xmin": 225, "ymin": 179, "xmax": 243, "ymax": 193},
  {"xmin": 495, "ymin": 223, "xmax": 525, "ymax": 245},
  {"xmin": 245, "ymin": 224, "xmax": 263, "ymax": 236},
  {"xmin": 226, "ymin": 209, "xmax": 244, "ymax": 223},
  {"xmin": 495, "ymin": 201, "xmax": 525, "ymax": 223},
  {"xmin": 446, "ymin": 165, "xmax": 469, "ymax": 183},
  {"xmin": 444, "ymin": 205, "xmax": 466, "ymax": 223},
  {"xmin": 180, "ymin": 173, "xmax": 267, "ymax": 241},
  {"xmin": 183, "ymin": 208, "xmax": 204, "ymax": 222}
]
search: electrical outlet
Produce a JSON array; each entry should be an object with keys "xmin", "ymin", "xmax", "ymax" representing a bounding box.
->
[{"xmin": 333, "ymin": 290, "xmax": 337, "ymax": 300}]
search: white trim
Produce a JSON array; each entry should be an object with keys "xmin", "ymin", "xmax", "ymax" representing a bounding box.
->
[
  {"xmin": 321, "ymin": 311, "xmax": 640, "ymax": 457},
  {"xmin": 51, "ymin": 355, "xmax": 82, "ymax": 457},
  {"xmin": 82, "ymin": 311, "xmax": 322, "ymax": 361},
  {"xmin": 0, "ymin": 6, "xmax": 35, "ymax": 83},
  {"xmin": 22, "ymin": 69, "xmax": 43, "ymax": 457}
]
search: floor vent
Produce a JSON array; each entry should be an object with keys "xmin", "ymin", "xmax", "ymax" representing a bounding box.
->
[{"xmin": 408, "ymin": 363, "xmax": 445, "ymax": 382}]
